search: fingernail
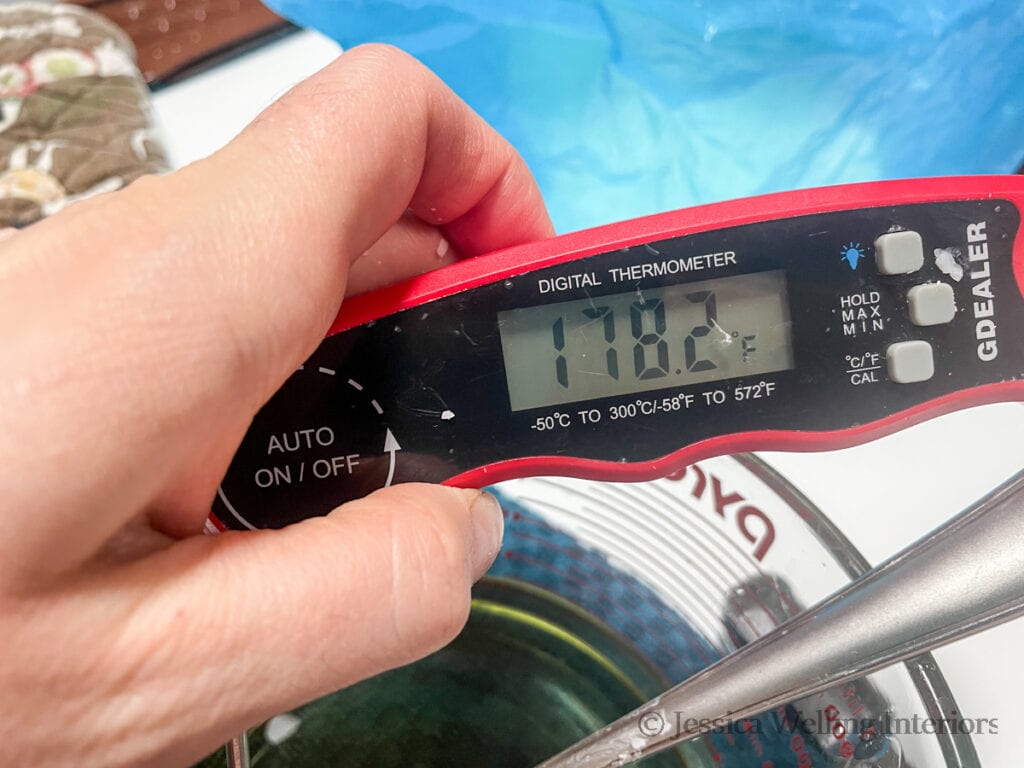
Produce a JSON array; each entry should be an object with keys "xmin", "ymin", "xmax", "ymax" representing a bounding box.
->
[{"xmin": 469, "ymin": 491, "xmax": 504, "ymax": 577}]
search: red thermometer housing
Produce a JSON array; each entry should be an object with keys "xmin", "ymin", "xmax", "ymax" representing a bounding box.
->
[{"xmin": 213, "ymin": 177, "xmax": 1024, "ymax": 531}]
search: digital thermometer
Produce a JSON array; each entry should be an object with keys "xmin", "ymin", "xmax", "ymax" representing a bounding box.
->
[{"xmin": 212, "ymin": 177, "xmax": 1024, "ymax": 531}]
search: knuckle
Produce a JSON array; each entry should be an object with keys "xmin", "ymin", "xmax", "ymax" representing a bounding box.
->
[
  {"xmin": 377, "ymin": 486, "xmax": 474, "ymax": 653},
  {"xmin": 338, "ymin": 43, "xmax": 421, "ymax": 81},
  {"xmin": 425, "ymin": 583, "xmax": 472, "ymax": 648},
  {"xmin": 283, "ymin": 43, "xmax": 425, "ymax": 117}
]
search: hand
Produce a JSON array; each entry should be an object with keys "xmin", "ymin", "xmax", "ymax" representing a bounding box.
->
[{"xmin": 0, "ymin": 45, "xmax": 553, "ymax": 767}]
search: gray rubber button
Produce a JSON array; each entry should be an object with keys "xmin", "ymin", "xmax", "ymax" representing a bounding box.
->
[
  {"xmin": 886, "ymin": 340, "xmax": 934, "ymax": 384},
  {"xmin": 875, "ymin": 230, "xmax": 924, "ymax": 274},
  {"xmin": 908, "ymin": 282, "xmax": 956, "ymax": 326}
]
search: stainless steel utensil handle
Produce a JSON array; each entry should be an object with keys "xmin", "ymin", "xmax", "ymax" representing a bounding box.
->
[
  {"xmin": 226, "ymin": 733, "xmax": 249, "ymax": 768},
  {"xmin": 535, "ymin": 470, "xmax": 1024, "ymax": 768}
]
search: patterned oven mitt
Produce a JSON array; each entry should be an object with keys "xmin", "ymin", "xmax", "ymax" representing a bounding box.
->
[{"xmin": 0, "ymin": 2, "xmax": 168, "ymax": 228}]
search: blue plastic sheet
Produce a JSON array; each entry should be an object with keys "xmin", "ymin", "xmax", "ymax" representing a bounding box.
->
[{"xmin": 266, "ymin": 0, "xmax": 1024, "ymax": 233}]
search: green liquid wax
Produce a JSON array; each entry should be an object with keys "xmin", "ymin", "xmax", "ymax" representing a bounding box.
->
[{"xmin": 199, "ymin": 578, "xmax": 706, "ymax": 768}]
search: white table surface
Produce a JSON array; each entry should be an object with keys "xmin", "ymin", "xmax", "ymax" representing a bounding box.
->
[{"xmin": 151, "ymin": 30, "xmax": 1024, "ymax": 768}]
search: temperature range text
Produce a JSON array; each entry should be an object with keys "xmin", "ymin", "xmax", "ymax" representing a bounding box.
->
[{"xmin": 529, "ymin": 381, "xmax": 777, "ymax": 431}]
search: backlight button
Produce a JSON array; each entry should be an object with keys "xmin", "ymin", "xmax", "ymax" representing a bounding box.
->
[{"xmin": 875, "ymin": 230, "xmax": 924, "ymax": 275}]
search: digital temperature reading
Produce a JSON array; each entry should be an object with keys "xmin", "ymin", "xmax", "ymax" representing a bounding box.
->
[{"xmin": 498, "ymin": 270, "xmax": 795, "ymax": 411}]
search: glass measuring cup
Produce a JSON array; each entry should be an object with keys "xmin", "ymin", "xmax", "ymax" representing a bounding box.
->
[{"xmin": 195, "ymin": 454, "xmax": 974, "ymax": 768}]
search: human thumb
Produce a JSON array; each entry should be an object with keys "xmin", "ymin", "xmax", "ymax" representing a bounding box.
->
[{"xmin": 9, "ymin": 484, "xmax": 503, "ymax": 768}]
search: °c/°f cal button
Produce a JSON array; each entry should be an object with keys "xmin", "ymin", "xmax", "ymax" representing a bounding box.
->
[{"xmin": 886, "ymin": 340, "xmax": 935, "ymax": 384}]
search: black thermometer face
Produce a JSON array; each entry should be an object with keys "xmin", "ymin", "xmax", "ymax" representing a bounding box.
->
[{"xmin": 215, "ymin": 199, "xmax": 1024, "ymax": 530}]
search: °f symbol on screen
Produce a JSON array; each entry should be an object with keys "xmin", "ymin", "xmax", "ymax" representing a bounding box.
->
[{"xmin": 841, "ymin": 242, "xmax": 865, "ymax": 270}]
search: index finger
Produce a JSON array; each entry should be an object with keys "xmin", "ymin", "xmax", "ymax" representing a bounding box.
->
[{"xmin": 0, "ymin": 44, "xmax": 553, "ymax": 575}]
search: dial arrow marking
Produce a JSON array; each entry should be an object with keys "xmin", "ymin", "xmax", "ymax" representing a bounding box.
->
[{"xmin": 384, "ymin": 428, "xmax": 401, "ymax": 487}]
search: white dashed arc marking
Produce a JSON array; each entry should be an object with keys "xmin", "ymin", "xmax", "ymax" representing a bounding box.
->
[
  {"xmin": 344, "ymin": 375, "xmax": 384, "ymax": 420},
  {"xmin": 337, "ymin": 375, "xmax": 399, "ymax": 486},
  {"xmin": 339, "ymin": 375, "xmax": 402, "ymax": 488}
]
